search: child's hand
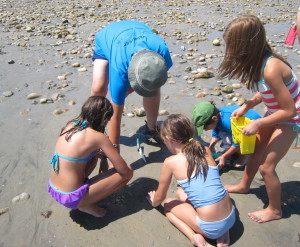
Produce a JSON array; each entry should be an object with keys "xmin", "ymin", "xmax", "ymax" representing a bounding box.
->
[
  {"xmin": 147, "ymin": 191, "xmax": 156, "ymax": 207},
  {"xmin": 215, "ymin": 155, "xmax": 226, "ymax": 169},
  {"xmin": 231, "ymin": 105, "xmax": 248, "ymax": 120},
  {"xmin": 242, "ymin": 121, "xmax": 259, "ymax": 136}
]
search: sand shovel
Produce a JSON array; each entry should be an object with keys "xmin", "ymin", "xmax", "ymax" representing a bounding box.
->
[{"xmin": 137, "ymin": 138, "xmax": 147, "ymax": 163}]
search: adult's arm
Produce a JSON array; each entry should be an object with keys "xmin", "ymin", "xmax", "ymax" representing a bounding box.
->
[{"xmin": 91, "ymin": 59, "xmax": 109, "ymax": 96}]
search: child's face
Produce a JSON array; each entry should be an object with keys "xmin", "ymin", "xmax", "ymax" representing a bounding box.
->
[
  {"xmin": 204, "ymin": 121, "xmax": 218, "ymax": 131},
  {"xmin": 204, "ymin": 115, "xmax": 219, "ymax": 131}
]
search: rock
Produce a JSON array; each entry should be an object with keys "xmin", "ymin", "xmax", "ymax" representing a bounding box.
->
[
  {"xmin": 292, "ymin": 162, "xmax": 300, "ymax": 168},
  {"xmin": 51, "ymin": 93, "xmax": 60, "ymax": 101},
  {"xmin": 53, "ymin": 109, "xmax": 63, "ymax": 115},
  {"xmin": 83, "ymin": 53, "xmax": 92, "ymax": 58},
  {"xmin": 237, "ymin": 98, "xmax": 246, "ymax": 106},
  {"xmin": 212, "ymin": 38, "xmax": 220, "ymax": 46},
  {"xmin": 3, "ymin": 91, "xmax": 13, "ymax": 97},
  {"xmin": 195, "ymin": 92, "xmax": 207, "ymax": 98},
  {"xmin": 127, "ymin": 112, "xmax": 135, "ymax": 118},
  {"xmin": 232, "ymin": 83, "xmax": 242, "ymax": 89},
  {"xmin": 212, "ymin": 91, "xmax": 221, "ymax": 96},
  {"xmin": 57, "ymin": 75, "xmax": 66, "ymax": 81},
  {"xmin": 72, "ymin": 62, "xmax": 80, "ymax": 67},
  {"xmin": 12, "ymin": 192, "xmax": 30, "ymax": 204},
  {"xmin": 40, "ymin": 98, "xmax": 53, "ymax": 104},
  {"xmin": 134, "ymin": 107, "xmax": 146, "ymax": 117},
  {"xmin": 225, "ymin": 93, "xmax": 234, "ymax": 99},
  {"xmin": 27, "ymin": 93, "xmax": 41, "ymax": 100},
  {"xmin": 78, "ymin": 67, "xmax": 87, "ymax": 72},
  {"xmin": 196, "ymin": 68, "xmax": 214, "ymax": 78},
  {"xmin": 40, "ymin": 98, "xmax": 48, "ymax": 104},
  {"xmin": 158, "ymin": 110, "xmax": 169, "ymax": 116},
  {"xmin": 222, "ymin": 85, "xmax": 234, "ymax": 93},
  {"xmin": 0, "ymin": 207, "xmax": 9, "ymax": 216},
  {"xmin": 68, "ymin": 100, "xmax": 76, "ymax": 105},
  {"xmin": 8, "ymin": 60, "xmax": 15, "ymax": 64},
  {"xmin": 41, "ymin": 210, "xmax": 52, "ymax": 218}
]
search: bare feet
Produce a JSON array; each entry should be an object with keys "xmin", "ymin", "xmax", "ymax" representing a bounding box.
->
[
  {"xmin": 78, "ymin": 204, "xmax": 107, "ymax": 218},
  {"xmin": 224, "ymin": 184, "xmax": 249, "ymax": 194},
  {"xmin": 248, "ymin": 208, "xmax": 282, "ymax": 223},
  {"xmin": 193, "ymin": 234, "xmax": 214, "ymax": 247},
  {"xmin": 217, "ymin": 231, "xmax": 230, "ymax": 247}
]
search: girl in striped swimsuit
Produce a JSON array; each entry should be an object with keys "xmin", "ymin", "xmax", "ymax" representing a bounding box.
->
[{"xmin": 217, "ymin": 15, "xmax": 300, "ymax": 223}]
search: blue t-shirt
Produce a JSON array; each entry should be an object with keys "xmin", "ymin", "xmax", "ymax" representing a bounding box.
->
[
  {"xmin": 93, "ymin": 20, "xmax": 173, "ymax": 105},
  {"xmin": 212, "ymin": 105, "xmax": 261, "ymax": 146}
]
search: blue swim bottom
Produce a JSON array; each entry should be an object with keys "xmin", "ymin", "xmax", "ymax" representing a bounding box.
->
[{"xmin": 196, "ymin": 206, "xmax": 236, "ymax": 239}]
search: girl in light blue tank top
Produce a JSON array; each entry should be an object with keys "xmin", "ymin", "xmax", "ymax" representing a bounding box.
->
[{"xmin": 147, "ymin": 114, "xmax": 235, "ymax": 246}]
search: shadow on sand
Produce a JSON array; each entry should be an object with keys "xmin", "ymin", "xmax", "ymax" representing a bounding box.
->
[
  {"xmin": 70, "ymin": 177, "xmax": 159, "ymax": 230},
  {"xmin": 249, "ymin": 180, "xmax": 300, "ymax": 219}
]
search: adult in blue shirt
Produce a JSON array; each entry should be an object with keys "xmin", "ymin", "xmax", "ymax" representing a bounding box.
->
[
  {"xmin": 192, "ymin": 101, "xmax": 261, "ymax": 168},
  {"xmin": 91, "ymin": 20, "xmax": 173, "ymax": 150}
]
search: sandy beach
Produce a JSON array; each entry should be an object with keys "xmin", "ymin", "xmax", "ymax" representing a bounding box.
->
[{"xmin": 0, "ymin": 0, "xmax": 300, "ymax": 246}]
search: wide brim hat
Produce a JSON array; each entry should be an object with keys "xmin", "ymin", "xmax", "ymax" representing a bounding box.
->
[
  {"xmin": 128, "ymin": 49, "xmax": 168, "ymax": 97},
  {"xmin": 192, "ymin": 101, "xmax": 215, "ymax": 136}
]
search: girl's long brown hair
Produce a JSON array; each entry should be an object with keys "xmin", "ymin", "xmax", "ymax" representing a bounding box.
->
[
  {"xmin": 160, "ymin": 114, "xmax": 208, "ymax": 180},
  {"xmin": 60, "ymin": 96, "xmax": 113, "ymax": 142},
  {"xmin": 218, "ymin": 15, "xmax": 290, "ymax": 90}
]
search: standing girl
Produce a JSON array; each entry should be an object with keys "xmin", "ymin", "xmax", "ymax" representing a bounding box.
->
[
  {"xmin": 218, "ymin": 15, "xmax": 300, "ymax": 223},
  {"xmin": 147, "ymin": 114, "xmax": 235, "ymax": 247},
  {"xmin": 48, "ymin": 96, "xmax": 133, "ymax": 217}
]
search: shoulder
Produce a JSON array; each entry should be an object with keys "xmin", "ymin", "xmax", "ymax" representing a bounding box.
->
[{"xmin": 264, "ymin": 57, "xmax": 288, "ymax": 77}]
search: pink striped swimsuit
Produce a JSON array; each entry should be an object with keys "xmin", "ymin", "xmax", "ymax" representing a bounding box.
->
[{"xmin": 258, "ymin": 56, "xmax": 300, "ymax": 124}]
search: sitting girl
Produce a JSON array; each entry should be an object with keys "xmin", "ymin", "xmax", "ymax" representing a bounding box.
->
[
  {"xmin": 48, "ymin": 96, "xmax": 133, "ymax": 217},
  {"xmin": 147, "ymin": 114, "xmax": 236, "ymax": 247}
]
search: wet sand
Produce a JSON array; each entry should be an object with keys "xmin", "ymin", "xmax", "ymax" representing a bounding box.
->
[{"xmin": 0, "ymin": 0, "xmax": 300, "ymax": 246}]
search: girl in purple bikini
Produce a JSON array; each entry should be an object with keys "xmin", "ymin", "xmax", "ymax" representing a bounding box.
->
[{"xmin": 48, "ymin": 96, "xmax": 133, "ymax": 217}]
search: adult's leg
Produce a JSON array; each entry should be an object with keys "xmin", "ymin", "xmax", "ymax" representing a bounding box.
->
[
  {"xmin": 248, "ymin": 124, "xmax": 295, "ymax": 223},
  {"xmin": 225, "ymin": 125, "xmax": 274, "ymax": 193},
  {"xmin": 78, "ymin": 167, "xmax": 133, "ymax": 217},
  {"xmin": 164, "ymin": 198, "xmax": 214, "ymax": 247},
  {"xmin": 91, "ymin": 59, "xmax": 109, "ymax": 96},
  {"xmin": 143, "ymin": 90, "xmax": 160, "ymax": 130}
]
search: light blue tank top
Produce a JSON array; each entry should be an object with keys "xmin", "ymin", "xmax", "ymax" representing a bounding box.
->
[{"xmin": 177, "ymin": 166, "xmax": 227, "ymax": 208}]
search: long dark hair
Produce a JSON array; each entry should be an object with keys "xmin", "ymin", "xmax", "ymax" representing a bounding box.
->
[
  {"xmin": 218, "ymin": 15, "xmax": 291, "ymax": 90},
  {"xmin": 160, "ymin": 114, "xmax": 208, "ymax": 180},
  {"xmin": 60, "ymin": 96, "xmax": 113, "ymax": 141}
]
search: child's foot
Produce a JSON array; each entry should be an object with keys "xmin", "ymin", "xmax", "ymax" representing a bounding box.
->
[
  {"xmin": 224, "ymin": 184, "xmax": 249, "ymax": 194},
  {"xmin": 78, "ymin": 204, "xmax": 107, "ymax": 218},
  {"xmin": 233, "ymin": 155, "xmax": 249, "ymax": 168},
  {"xmin": 248, "ymin": 208, "xmax": 282, "ymax": 223},
  {"xmin": 217, "ymin": 231, "xmax": 230, "ymax": 247},
  {"xmin": 193, "ymin": 234, "xmax": 214, "ymax": 247}
]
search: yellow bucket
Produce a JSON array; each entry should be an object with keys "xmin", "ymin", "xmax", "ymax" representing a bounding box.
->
[{"xmin": 230, "ymin": 117, "xmax": 257, "ymax": 154}]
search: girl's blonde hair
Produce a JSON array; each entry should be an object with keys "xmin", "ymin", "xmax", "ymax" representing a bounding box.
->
[
  {"xmin": 218, "ymin": 15, "xmax": 290, "ymax": 90},
  {"xmin": 160, "ymin": 114, "xmax": 208, "ymax": 180}
]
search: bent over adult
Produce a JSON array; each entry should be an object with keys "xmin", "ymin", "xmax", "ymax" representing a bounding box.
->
[{"xmin": 91, "ymin": 20, "xmax": 173, "ymax": 150}]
